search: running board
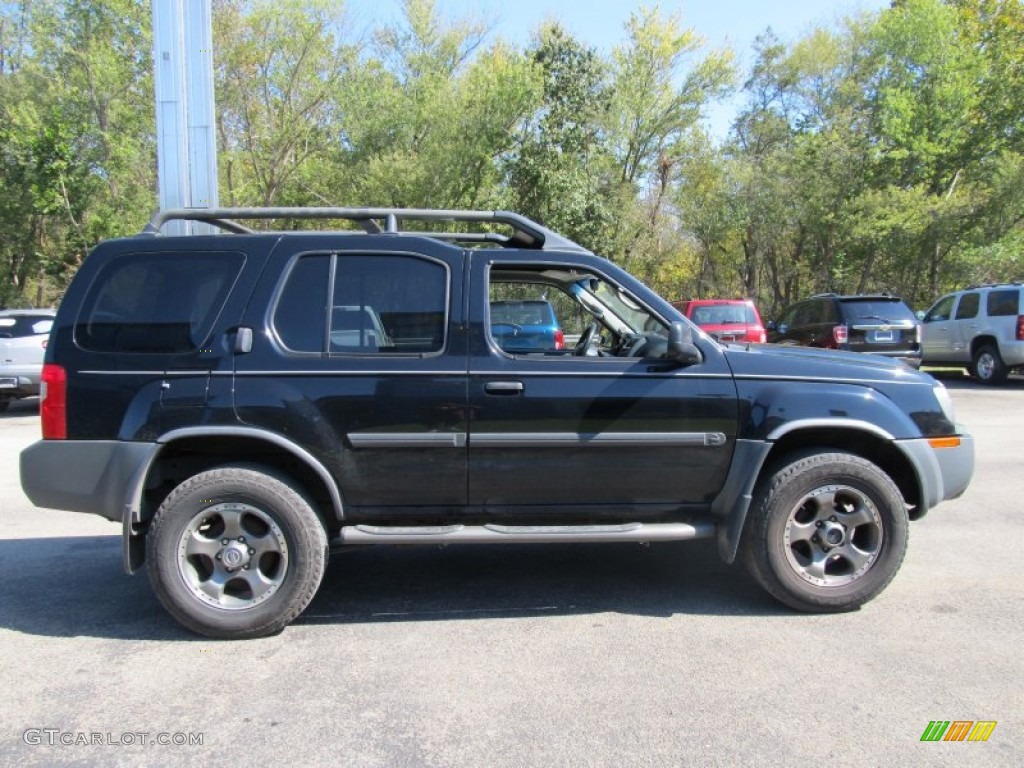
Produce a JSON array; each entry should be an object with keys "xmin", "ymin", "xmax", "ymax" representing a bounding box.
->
[{"xmin": 336, "ymin": 521, "xmax": 716, "ymax": 545}]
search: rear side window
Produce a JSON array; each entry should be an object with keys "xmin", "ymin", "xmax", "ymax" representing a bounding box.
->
[
  {"xmin": 0, "ymin": 315, "xmax": 53, "ymax": 338},
  {"xmin": 77, "ymin": 251, "xmax": 244, "ymax": 353},
  {"xmin": 272, "ymin": 253, "xmax": 448, "ymax": 355},
  {"xmin": 955, "ymin": 293, "xmax": 980, "ymax": 320},
  {"xmin": 987, "ymin": 289, "xmax": 1020, "ymax": 317}
]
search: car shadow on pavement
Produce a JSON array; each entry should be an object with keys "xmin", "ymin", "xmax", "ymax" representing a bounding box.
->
[
  {"xmin": 0, "ymin": 535, "xmax": 185, "ymax": 640},
  {"xmin": 0, "ymin": 398, "xmax": 39, "ymax": 418},
  {"xmin": 0, "ymin": 536, "xmax": 789, "ymax": 640},
  {"xmin": 300, "ymin": 541, "xmax": 786, "ymax": 628}
]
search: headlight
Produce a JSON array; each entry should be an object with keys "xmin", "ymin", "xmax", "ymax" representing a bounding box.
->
[{"xmin": 933, "ymin": 380, "xmax": 957, "ymax": 425}]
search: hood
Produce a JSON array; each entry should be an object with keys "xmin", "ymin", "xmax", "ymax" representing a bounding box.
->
[{"xmin": 720, "ymin": 342, "xmax": 928, "ymax": 383}]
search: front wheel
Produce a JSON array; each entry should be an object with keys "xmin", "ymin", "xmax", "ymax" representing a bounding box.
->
[
  {"xmin": 742, "ymin": 452, "xmax": 908, "ymax": 613},
  {"xmin": 146, "ymin": 465, "xmax": 328, "ymax": 639}
]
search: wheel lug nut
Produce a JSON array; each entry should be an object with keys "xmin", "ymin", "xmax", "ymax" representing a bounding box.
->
[
  {"xmin": 215, "ymin": 553, "xmax": 221, "ymax": 559},
  {"xmin": 221, "ymin": 539, "xmax": 229, "ymax": 545},
  {"xmin": 830, "ymin": 516, "xmax": 837, "ymax": 522},
  {"xmin": 248, "ymin": 549, "xmax": 255, "ymax": 555},
  {"xmin": 812, "ymin": 535, "xmax": 819, "ymax": 543},
  {"xmin": 237, "ymin": 536, "xmax": 245, "ymax": 542},
  {"xmin": 815, "ymin": 521, "xmax": 823, "ymax": 528}
]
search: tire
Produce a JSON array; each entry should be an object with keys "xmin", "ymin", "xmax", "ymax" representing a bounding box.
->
[
  {"xmin": 742, "ymin": 451, "xmax": 909, "ymax": 613},
  {"xmin": 971, "ymin": 344, "xmax": 1008, "ymax": 385},
  {"xmin": 146, "ymin": 465, "xmax": 328, "ymax": 639}
]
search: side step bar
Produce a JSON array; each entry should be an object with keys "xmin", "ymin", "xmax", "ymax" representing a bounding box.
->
[{"xmin": 336, "ymin": 521, "xmax": 716, "ymax": 546}]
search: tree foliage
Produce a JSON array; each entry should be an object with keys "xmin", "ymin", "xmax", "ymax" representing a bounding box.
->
[{"xmin": 0, "ymin": 0, "xmax": 1021, "ymax": 313}]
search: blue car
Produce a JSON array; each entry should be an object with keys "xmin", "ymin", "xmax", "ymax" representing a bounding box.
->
[{"xmin": 490, "ymin": 300, "xmax": 565, "ymax": 352}]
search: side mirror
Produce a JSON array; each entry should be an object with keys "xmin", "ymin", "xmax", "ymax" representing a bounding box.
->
[
  {"xmin": 916, "ymin": 310, "xmax": 926, "ymax": 321},
  {"xmin": 667, "ymin": 321, "xmax": 702, "ymax": 365}
]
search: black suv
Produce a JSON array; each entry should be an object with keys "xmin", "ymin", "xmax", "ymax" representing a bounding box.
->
[
  {"xmin": 21, "ymin": 208, "xmax": 973, "ymax": 638},
  {"xmin": 767, "ymin": 294, "xmax": 921, "ymax": 366}
]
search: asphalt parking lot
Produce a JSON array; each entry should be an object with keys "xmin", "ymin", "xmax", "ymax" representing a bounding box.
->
[{"xmin": 0, "ymin": 374, "xmax": 1021, "ymax": 767}]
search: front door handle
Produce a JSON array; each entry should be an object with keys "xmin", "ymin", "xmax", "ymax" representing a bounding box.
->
[
  {"xmin": 484, "ymin": 381, "xmax": 524, "ymax": 395},
  {"xmin": 234, "ymin": 326, "xmax": 253, "ymax": 354}
]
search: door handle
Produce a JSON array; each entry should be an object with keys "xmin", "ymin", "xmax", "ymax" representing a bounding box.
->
[
  {"xmin": 485, "ymin": 381, "xmax": 524, "ymax": 395},
  {"xmin": 234, "ymin": 326, "xmax": 253, "ymax": 354}
]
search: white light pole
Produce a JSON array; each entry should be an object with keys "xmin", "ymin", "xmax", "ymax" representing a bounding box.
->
[{"xmin": 152, "ymin": 0, "xmax": 218, "ymax": 235}]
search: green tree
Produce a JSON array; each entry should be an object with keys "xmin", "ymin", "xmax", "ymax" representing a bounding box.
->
[
  {"xmin": 0, "ymin": 0, "xmax": 152, "ymax": 305},
  {"xmin": 214, "ymin": 0, "xmax": 355, "ymax": 208},
  {"xmin": 603, "ymin": 6, "xmax": 734, "ymax": 283},
  {"xmin": 506, "ymin": 23, "xmax": 613, "ymax": 250},
  {"xmin": 338, "ymin": 0, "xmax": 539, "ymax": 210}
]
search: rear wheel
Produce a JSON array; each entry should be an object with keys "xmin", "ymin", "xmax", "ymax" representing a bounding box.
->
[
  {"xmin": 146, "ymin": 465, "xmax": 328, "ymax": 639},
  {"xmin": 972, "ymin": 344, "xmax": 1008, "ymax": 385},
  {"xmin": 743, "ymin": 452, "xmax": 908, "ymax": 613}
]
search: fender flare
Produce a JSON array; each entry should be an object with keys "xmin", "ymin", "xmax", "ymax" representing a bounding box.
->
[{"xmin": 123, "ymin": 426, "xmax": 344, "ymax": 573}]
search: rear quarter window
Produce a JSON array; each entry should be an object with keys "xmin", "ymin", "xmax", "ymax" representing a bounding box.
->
[
  {"xmin": 986, "ymin": 289, "xmax": 1020, "ymax": 317},
  {"xmin": 76, "ymin": 251, "xmax": 245, "ymax": 353},
  {"xmin": 0, "ymin": 316, "xmax": 53, "ymax": 338}
]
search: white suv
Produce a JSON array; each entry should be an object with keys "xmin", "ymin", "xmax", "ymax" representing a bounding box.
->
[{"xmin": 921, "ymin": 284, "xmax": 1024, "ymax": 384}]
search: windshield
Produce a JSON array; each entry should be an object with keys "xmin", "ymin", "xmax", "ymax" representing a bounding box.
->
[{"xmin": 570, "ymin": 278, "xmax": 668, "ymax": 336}]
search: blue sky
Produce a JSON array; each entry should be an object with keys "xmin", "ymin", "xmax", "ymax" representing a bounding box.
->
[
  {"xmin": 351, "ymin": 0, "xmax": 890, "ymax": 57},
  {"xmin": 349, "ymin": 0, "xmax": 891, "ymax": 137}
]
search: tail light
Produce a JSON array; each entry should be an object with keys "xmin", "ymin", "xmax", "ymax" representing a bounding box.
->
[
  {"xmin": 915, "ymin": 324, "xmax": 922, "ymax": 344},
  {"xmin": 40, "ymin": 363, "xmax": 67, "ymax": 439},
  {"xmin": 1017, "ymin": 316, "xmax": 1024, "ymax": 341},
  {"xmin": 832, "ymin": 324, "xmax": 849, "ymax": 345},
  {"xmin": 554, "ymin": 329, "xmax": 565, "ymax": 350},
  {"xmin": 756, "ymin": 330, "xmax": 767, "ymax": 344}
]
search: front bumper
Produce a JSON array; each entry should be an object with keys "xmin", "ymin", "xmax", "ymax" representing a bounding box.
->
[
  {"xmin": 897, "ymin": 431, "xmax": 974, "ymax": 514},
  {"xmin": 20, "ymin": 439, "xmax": 158, "ymax": 521}
]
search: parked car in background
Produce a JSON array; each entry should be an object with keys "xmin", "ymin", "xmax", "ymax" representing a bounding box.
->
[
  {"xmin": 767, "ymin": 294, "xmax": 921, "ymax": 367},
  {"xmin": 671, "ymin": 298, "xmax": 766, "ymax": 343},
  {"xmin": 0, "ymin": 309, "xmax": 56, "ymax": 412},
  {"xmin": 920, "ymin": 283, "xmax": 1024, "ymax": 385},
  {"xmin": 489, "ymin": 299, "xmax": 565, "ymax": 352}
]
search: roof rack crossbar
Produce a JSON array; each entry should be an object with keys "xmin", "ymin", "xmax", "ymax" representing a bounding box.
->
[{"xmin": 141, "ymin": 207, "xmax": 591, "ymax": 253}]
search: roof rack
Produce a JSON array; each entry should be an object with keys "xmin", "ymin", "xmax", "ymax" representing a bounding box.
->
[
  {"xmin": 141, "ymin": 207, "xmax": 592, "ymax": 254},
  {"xmin": 963, "ymin": 282, "xmax": 1023, "ymax": 290}
]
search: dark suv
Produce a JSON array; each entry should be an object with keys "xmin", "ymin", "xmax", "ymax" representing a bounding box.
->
[
  {"xmin": 767, "ymin": 294, "xmax": 921, "ymax": 366},
  {"xmin": 20, "ymin": 208, "xmax": 972, "ymax": 638}
]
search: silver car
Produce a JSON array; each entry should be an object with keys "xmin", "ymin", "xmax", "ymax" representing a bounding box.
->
[
  {"xmin": 0, "ymin": 309, "xmax": 56, "ymax": 411},
  {"xmin": 920, "ymin": 284, "xmax": 1024, "ymax": 384}
]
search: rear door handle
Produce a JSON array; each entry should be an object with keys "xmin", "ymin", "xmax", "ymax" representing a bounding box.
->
[{"xmin": 485, "ymin": 381, "xmax": 524, "ymax": 395}]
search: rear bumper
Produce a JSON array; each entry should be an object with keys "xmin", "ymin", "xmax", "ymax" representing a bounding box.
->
[
  {"xmin": 0, "ymin": 369, "xmax": 41, "ymax": 397},
  {"xmin": 20, "ymin": 439, "xmax": 158, "ymax": 521}
]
